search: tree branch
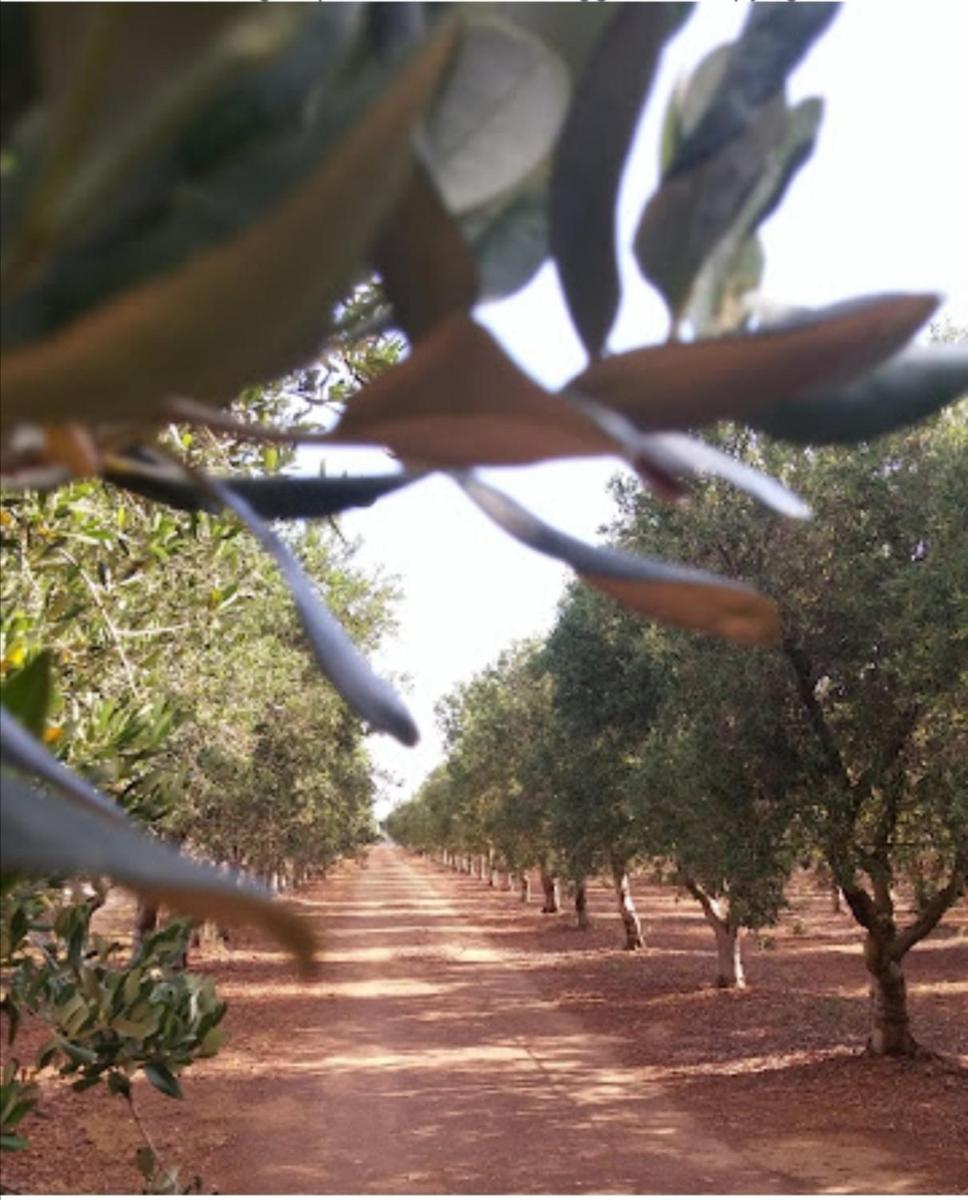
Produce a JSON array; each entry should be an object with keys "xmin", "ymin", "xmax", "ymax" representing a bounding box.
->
[{"xmin": 892, "ymin": 848, "xmax": 968, "ymax": 960}]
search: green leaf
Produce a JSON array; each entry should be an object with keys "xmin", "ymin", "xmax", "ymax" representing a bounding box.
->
[
  {"xmin": 464, "ymin": 177, "xmax": 548, "ymax": 302},
  {"xmin": 136, "ymin": 1145, "xmax": 158, "ymax": 1178},
  {"xmin": 143, "ymin": 1062, "xmax": 182, "ymax": 1100},
  {"xmin": 0, "ymin": 765, "xmax": 316, "ymax": 973},
  {"xmin": 685, "ymin": 98, "xmax": 823, "ymax": 335},
  {"xmin": 424, "ymin": 16, "xmax": 570, "ymax": 216},
  {"xmin": 0, "ymin": 650, "xmax": 54, "ymax": 738},
  {"xmin": 572, "ymin": 293, "xmax": 940, "ymax": 431},
  {"xmin": 459, "ymin": 473, "xmax": 780, "ymax": 646},
  {"xmin": 754, "ymin": 345, "xmax": 968, "ymax": 445},
  {"xmin": 0, "ymin": 1133, "xmax": 29, "ymax": 1152},
  {"xmin": 550, "ymin": 4, "xmax": 690, "ymax": 356},
  {"xmin": 667, "ymin": 4, "xmax": 838, "ymax": 176},
  {"xmin": 1, "ymin": 18, "xmax": 459, "ymax": 426},
  {"xmin": 59, "ymin": 1040, "xmax": 98, "ymax": 1065},
  {"xmin": 198, "ymin": 1027, "xmax": 226, "ymax": 1058},
  {"xmin": 209, "ymin": 482, "xmax": 419, "ymax": 748},
  {"xmin": 636, "ymin": 94, "xmax": 788, "ymax": 321}
]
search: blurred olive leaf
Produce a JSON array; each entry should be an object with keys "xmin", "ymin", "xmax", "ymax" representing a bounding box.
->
[
  {"xmin": 686, "ymin": 97, "xmax": 823, "ymax": 335},
  {"xmin": 2, "ymin": 707, "xmax": 126, "ymax": 823},
  {"xmin": 464, "ymin": 176, "xmax": 548, "ymax": 303},
  {"xmin": 372, "ymin": 161, "xmax": 479, "ymax": 342},
  {"xmin": 208, "ymin": 481, "xmax": 419, "ymax": 747},
  {"xmin": 630, "ymin": 432, "xmax": 811, "ymax": 519},
  {"xmin": 104, "ymin": 463, "xmax": 418, "ymax": 520},
  {"xmin": 490, "ymin": 3, "xmax": 615, "ymax": 77},
  {"xmin": 0, "ymin": 651, "xmax": 53, "ymax": 739},
  {"xmin": 459, "ymin": 473, "xmax": 780, "ymax": 646},
  {"xmin": 754, "ymin": 345, "xmax": 968, "ymax": 444},
  {"xmin": 551, "ymin": 3, "xmax": 691, "ymax": 356},
  {"xmin": 330, "ymin": 315, "xmax": 618, "ymax": 466},
  {"xmin": 0, "ymin": 768, "xmax": 315, "ymax": 971},
  {"xmin": 667, "ymin": 3, "xmax": 838, "ymax": 176},
  {"xmin": 572, "ymin": 292, "xmax": 939, "ymax": 430},
  {"xmin": 424, "ymin": 16, "xmax": 570, "ymax": 217},
  {"xmin": 636, "ymin": 93, "xmax": 787, "ymax": 321},
  {"xmin": 142, "ymin": 1062, "xmax": 182, "ymax": 1100},
  {"xmin": 1, "ymin": 16, "xmax": 459, "ymax": 427}
]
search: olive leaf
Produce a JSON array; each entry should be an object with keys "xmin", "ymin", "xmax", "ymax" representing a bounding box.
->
[
  {"xmin": 104, "ymin": 461, "xmax": 418, "ymax": 519},
  {"xmin": 0, "ymin": 651, "xmax": 54, "ymax": 739},
  {"xmin": 209, "ymin": 481, "xmax": 419, "ymax": 747},
  {"xmin": 667, "ymin": 3, "xmax": 838, "ymax": 177},
  {"xmin": 0, "ymin": 767, "xmax": 315, "ymax": 972},
  {"xmin": 629, "ymin": 432, "xmax": 811, "ymax": 519},
  {"xmin": 636, "ymin": 94, "xmax": 788, "ymax": 321},
  {"xmin": 329, "ymin": 315, "xmax": 619, "ymax": 466},
  {"xmin": 0, "ymin": 17, "xmax": 459, "ymax": 428},
  {"xmin": 372, "ymin": 161, "xmax": 479, "ymax": 342},
  {"xmin": 572, "ymin": 292, "xmax": 939, "ymax": 430},
  {"xmin": 685, "ymin": 98, "xmax": 823, "ymax": 335},
  {"xmin": 464, "ymin": 176, "xmax": 549, "ymax": 303},
  {"xmin": 423, "ymin": 15, "xmax": 570, "ymax": 217},
  {"xmin": 754, "ymin": 345, "xmax": 968, "ymax": 445},
  {"xmin": 551, "ymin": 4, "xmax": 691, "ymax": 356},
  {"xmin": 459, "ymin": 473, "xmax": 780, "ymax": 645}
]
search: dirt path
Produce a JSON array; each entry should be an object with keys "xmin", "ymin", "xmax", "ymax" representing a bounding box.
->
[{"xmin": 189, "ymin": 845, "xmax": 796, "ymax": 1194}]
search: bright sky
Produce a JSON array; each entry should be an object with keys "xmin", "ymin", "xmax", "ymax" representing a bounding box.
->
[{"xmin": 317, "ymin": 3, "xmax": 968, "ymax": 818}]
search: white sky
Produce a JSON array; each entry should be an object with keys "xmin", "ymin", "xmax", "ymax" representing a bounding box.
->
[{"xmin": 316, "ymin": 2, "xmax": 968, "ymax": 818}]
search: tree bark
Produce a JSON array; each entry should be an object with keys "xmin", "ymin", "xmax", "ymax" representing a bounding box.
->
[
  {"xmin": 610, "ymin": 856, "xmax": 644, "ymax": 950},
  {"xmin": 830, "ymin": 881, "xmax": 842, "ymax": 913},
  {"xmin": 713, "ymin": 921, "xmax": 745, "ymax": 989},
  {"xmin": 864, "ymin": 930, "xmax": 917, "ymax": 1055},
  {"xmin": 501, "ymin": 870, "xmax": 513, "ymax": 891},
  {"xmin": 539, "ymin": 867, "xmax": 560, "ymax": 913},
  {"xmin": 574, "ymin": 878, "xmax": 589, "ymax": 930},
  {"xmin": 132, "ymin": 900, "xmax": 158, "ymax": 957},
  {"xmin": 683, "ymin": 876, "xmax": 746, "ymax": 988},
  {"xmin": 519, "ymin": 873, "xmax": 531, "ymax": 903}
]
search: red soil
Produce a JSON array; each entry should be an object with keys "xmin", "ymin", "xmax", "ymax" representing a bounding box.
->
[{"xmin": 3, "ymin": 845, "xmax": 966, "ymax": 1194}]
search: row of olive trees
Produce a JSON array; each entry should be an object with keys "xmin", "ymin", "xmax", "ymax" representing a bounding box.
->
[
  {"xmin": 388, "ymin": 400, "xmax": 967, "ymax": 1056},
  {"xmin": 0, "ymin": 434, "xmax": 393, "ymax": 892},
  {"xmin": 6, "ymin": 2, "xmax": 967, "ymax": 965}
]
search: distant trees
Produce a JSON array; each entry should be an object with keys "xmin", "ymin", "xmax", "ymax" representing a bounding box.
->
[
  {"xmin": 0, "ymin": 428, "xmax": 396, "ymax": 888},
  {"xmin": 390, "ymin": 401, "xmax": 967, "ymax": 1051}
]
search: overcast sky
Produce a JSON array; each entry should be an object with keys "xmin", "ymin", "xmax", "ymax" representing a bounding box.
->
[{"xmin": 321, "ymin": 2, "xmax": 968, "ymax": 817}]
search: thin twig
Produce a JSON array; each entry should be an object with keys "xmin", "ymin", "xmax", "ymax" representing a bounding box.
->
[
  {"xmin": 125, "ymin": 1091, "xmax": 179, "ymax": 1192},
  {"xmin": 57, "ymin": 548, "xmax": 141, "ymax": 698}
]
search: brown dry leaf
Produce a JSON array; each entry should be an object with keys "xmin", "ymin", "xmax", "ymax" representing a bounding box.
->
[
  {"xmin": 460, "ymin": 472, "xmax": 780, "ymax": 645},
  {"xmin": 0, "ymin": 17, "xmax": 459, "ymax": 428},
  {"xmin": 582, "ymin": 571, "xmax": 779, "ymax": 646},
  {"xmin": 372, "ymin": 161, "xmax": 479, "ymax": 342},
  {"xmin": 571, "ymin": 292, "xmax": 939, "ymax": 430},
  {"xmin": 330, "ymin": 314, "xmax": 619, "ymax": 466}
]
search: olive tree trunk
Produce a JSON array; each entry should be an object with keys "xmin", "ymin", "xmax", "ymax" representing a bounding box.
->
[
  {"xmin": 539, "ymin": 866, "xmax": 560, "ymax": 913},
  {"xmin": 610, "ymin": 855, "xmax": 644, "ymax": 950},
  {"xmin": 683, "ymin": 876, "xmax": 746, "ymax": 988},
  {"xmin": 865, "ymin": 932, "xmax": 916, "ymax": 1055},
  {"xmin": 518, "ymin": 872, "xmax": 531, "ymax": 903},
  {"xmin": 574, "ymin": 878, "xmax": 590, "ymax": 930}
]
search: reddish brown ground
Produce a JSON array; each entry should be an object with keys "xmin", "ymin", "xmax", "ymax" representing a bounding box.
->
[{"xmin": 2, "ymin": 845, "xmax": 966, "ymax": 1194}]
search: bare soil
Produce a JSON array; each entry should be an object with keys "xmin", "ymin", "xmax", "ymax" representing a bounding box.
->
[{"xmin": 3, "ymin": 845, "xmax": 966, "ymax": 1194}]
